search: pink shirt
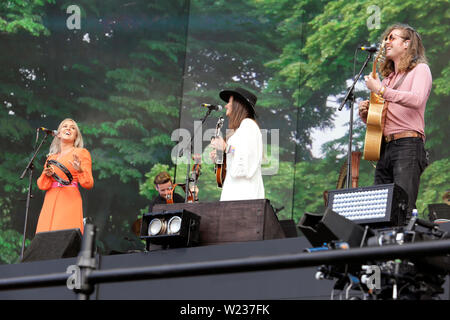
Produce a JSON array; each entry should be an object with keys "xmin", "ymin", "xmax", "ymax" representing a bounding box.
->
[{"xmin": 382, "ymin": 63, "xmax": 432, "ymax": 139}]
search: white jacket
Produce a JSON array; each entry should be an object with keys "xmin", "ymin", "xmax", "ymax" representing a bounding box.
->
[{"xmin": 220, "ymin": 118, "xmax": 265, "ymax": 201}]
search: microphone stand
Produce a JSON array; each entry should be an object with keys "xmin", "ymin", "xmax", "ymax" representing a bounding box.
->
[
  {"xmin": 178, "ymin": 108, "xmax": 213, "ymax": 202},
  {"xmin": 19, "ymin": 131, "xmax": 51, "ymax": 260},
  {"xmin": 338, "ymin": 51, "xmax": 373, "ymax": 189}
]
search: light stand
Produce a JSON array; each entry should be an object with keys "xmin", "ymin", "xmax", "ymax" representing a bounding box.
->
[
  {"xmin": 19, "ymin": 131, "xmax": 52, "ymax": 260},
  {"xmin": 338, "ymin": 51, "xmax": 373, "ymax": 188}
]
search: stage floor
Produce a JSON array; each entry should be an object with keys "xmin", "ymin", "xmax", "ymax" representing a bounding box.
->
[{"xmin": 0, "ymin": 236, "xmax": 448, "ymax": 300}]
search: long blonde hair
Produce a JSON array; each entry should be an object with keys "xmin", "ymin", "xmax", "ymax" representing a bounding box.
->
[
  {"xmin": 48, "ymin": 118, "xmax": 84, "ymax": 155},
  {"xmin": 379, "ymin": 24, "xmax": 428, "ymax": 77}
]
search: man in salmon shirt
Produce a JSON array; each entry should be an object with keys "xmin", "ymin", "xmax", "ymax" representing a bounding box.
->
[{"xmin": 359, "ymin": 24, "xmax": 432, "ymax": 219}]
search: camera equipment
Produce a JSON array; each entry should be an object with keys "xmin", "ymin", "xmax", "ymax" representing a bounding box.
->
[
  {"xmin": 303, "ymin": 211, "xmax": 450, "ymax": 300},
  {"xmin": 298, "ymin": 208, "xmax": 371, "ymax": 248}
]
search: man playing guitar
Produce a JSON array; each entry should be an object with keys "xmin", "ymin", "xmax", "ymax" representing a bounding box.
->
[{"xmin": 359, "ymin": 24, "xmax": 432, "ymax": 219}]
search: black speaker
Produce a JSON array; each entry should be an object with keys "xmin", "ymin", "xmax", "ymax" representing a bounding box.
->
[
  {"xmin": 428, "ymin": 203, "xmax": 450, "ymax": 221},
  {"xmin": 22, "ymin": 229, "xmax": 82, "ymax": 262},
  {"xmin": 297, "ymin": 208, "xmax": 369, "ymax": 248},
  {"xmin": 279, "ymin": 219, "xmax": 298, "ymax": 238}
]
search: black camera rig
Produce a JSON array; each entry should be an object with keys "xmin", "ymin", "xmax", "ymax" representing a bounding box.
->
[{"xmin": 308, "ymin": 216, "xmax": 450, "ymax": 300}]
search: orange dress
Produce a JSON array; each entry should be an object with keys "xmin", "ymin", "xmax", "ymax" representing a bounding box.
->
[{"xmin": 36, "ymin": 148, "xmax": 94, "ymax": 234}]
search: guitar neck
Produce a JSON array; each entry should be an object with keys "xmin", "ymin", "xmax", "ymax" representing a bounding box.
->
[
  {"xmin": 214, "ymin": 117, "xmax": 224, "ymax": 165},
  {"xmin": 216, "ymin": 149, "xmax": 224, "ymax": 165},
  {"xmin": 371, "ymin": 57, "xmax": 377, "ymax": 78}
]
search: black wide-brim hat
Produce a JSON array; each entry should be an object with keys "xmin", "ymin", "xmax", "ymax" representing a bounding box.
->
[{"xmin": 219, "ymin": 87, "xmax": 257, "ymax": 115}]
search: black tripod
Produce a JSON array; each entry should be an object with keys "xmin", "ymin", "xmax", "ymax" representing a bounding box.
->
[
  {"xmin": 19, "ymin": 131, "xmax": 52, "ymax": 260},
  {"xmin": 338, "ymin": 51, "xmax": 373, "ymax": 188}
]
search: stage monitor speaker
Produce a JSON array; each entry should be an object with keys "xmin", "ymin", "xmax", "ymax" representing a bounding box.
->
[
  {"xmin": 428, "ymin": 203, "xmax": 450, "ymax": 222},
  {"xmin": 279, "ymin": 219, "xmax": 298, "ymax": 238},
  {"xmin": 22, "ymin": 229, "xmax": 82, "ymax": 262},
  {"xmin": 153, "ymin": 199, "xmax": 285, "ymax": 245},
  {"xmin": 297, "ymin": 208, "xmax": 368, "ymax": 248}
]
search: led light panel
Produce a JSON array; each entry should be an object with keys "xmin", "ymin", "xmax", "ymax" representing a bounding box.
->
[{"xmin": 327, "ymin": 183, "xmax": 408, "ymax": 226}]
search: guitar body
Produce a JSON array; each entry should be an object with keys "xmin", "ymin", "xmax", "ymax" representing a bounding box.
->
[
  {"xmin": 363, "ymin": 91, "xmax": 385, "ymax": 161},
  {"xmin": 215, "ymin": 159, "xmax": 226, "ymax": 188},
  {"xmin": 213, "ymin": 117, "xmax": 226, "ymax": 188},
  {"xmin": 363, "ymin": 41, "xmax": 386, "ymax": 161}
]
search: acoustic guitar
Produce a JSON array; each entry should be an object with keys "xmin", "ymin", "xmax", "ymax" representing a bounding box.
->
[
  {"xmin": 363, "ymin": 41, "xmax": 386, "ymax": 161},
  {"xmin": 214, "ymin": 117, "xmax": 226, "ymax": 188}
]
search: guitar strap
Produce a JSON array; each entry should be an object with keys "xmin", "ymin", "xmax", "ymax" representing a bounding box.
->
[
  {"xmin": 381, "ymin": 71, "xmax": 409, "ymax": 129},
  {"xmin": 392, "ymin": 71, "xmax": 408, "ymax": 90}
]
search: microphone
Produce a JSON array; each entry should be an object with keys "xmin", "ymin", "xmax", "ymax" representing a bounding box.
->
[
  {"xmin": 202, "ymin": 103, "xmax": 223, "ymax": 111},
  {"xmin": 359, "ymin": 45, "xmax": 378, "ymax": 53},
  {"xmin": 38, "ymin": 127, "xmax": 58, "ymax": 136}
]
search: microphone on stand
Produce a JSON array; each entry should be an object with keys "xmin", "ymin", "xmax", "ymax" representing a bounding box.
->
[
  {"xmin": 201, "ymin": 103, "xmax": 223, "ymax": 111},
  {"xmin": 359, "ymin": 45, "xmax": 378, "ymax": 53},
  {"xmin": 38, "ymin": 127, "xmax": 58, "ymax": 136}
]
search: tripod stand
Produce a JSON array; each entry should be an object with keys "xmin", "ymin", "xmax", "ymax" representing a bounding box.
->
[
  {"xmin": 19, "ymin": 131, "xmax": 51, "ymax": 260},
  {"xmin": 338, "ymin": 51, "xmax": 373, "ymax": 188}
]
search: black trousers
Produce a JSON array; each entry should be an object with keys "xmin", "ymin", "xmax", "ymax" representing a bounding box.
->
[{"xmin": 375, "ymin": 137, "xmax": 428, "ymax": 217}]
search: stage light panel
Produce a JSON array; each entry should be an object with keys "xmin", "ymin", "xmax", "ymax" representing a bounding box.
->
[
  {"xmin": 327, "ymin": 183, "xmax": 408, "ymax": 226},
  {"xmin": 140, "ymin": 209, "xmax": 200, "ymax": 248}
]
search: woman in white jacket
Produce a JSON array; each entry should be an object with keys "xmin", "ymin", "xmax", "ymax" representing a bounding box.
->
[{"xmin": 210, "ymin": 87, "xmax": 264, "ymax": 201}]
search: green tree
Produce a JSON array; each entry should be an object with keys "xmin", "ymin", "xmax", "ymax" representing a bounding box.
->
[
  {"xmin": 263, "ymin": 0, "xmax": 449, "ymax": 221},
  {"xmin": 0, "ymin": 0, "xmax": 54, "ymax": 36},
  {"xmin": 0, "ymin": 0, "xmax": 191, "ymax": 258},
  {"xmin": 1, "ymin": 0, "xmax": 448, "ymax": 264}
]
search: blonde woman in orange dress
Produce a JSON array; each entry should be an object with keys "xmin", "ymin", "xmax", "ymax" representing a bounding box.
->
[{"xmin": 36, "ymin": 118, "xmax": 94, "ymax": 234}]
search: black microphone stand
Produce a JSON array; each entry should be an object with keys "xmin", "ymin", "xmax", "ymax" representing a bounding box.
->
[
  {"xmin": 19, "ymin": 131, "xmax": 52, "ymax": 260},
  {"xmin": 178, "ymin": 108, "xmax": 213, "ymax": 202},
  {"xmin": 338, "ymin": 51, "xmax": 373, "ymax": 189}
]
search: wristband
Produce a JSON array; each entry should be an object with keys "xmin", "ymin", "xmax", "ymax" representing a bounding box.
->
[{"xmin": 225, "ymin": 144, "xmax": 234, "ymax": 154}]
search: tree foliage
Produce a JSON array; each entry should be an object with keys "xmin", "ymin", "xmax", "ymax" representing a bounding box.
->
[{"xmin": 0, "ymin": 0, "xmax": 448, "ymax": 264}]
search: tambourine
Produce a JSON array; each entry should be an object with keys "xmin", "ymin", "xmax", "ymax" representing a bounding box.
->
[{"xmin": 47, "ymin": 159, "xmax": 73, "ymax": 185}]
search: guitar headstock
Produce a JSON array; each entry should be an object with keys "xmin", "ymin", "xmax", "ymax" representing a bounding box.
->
[
  {"xmin": 375, "ymin": 40, "xmax": 386, "ymax": 64},
  {"xmin": 215, "ymin": 117, "xmax": 224, "ymax": 137},
  {"xmin": 216, "ymin": 116, "xmax": 224, "ymax": 129},
  {"xmin": 370, "ymin": 41, "xmax": 386, "ymax": 77}
]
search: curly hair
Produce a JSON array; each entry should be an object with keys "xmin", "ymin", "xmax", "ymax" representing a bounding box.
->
[{"xmin": 379, "ymin": 24, "xmax": 428, "ymax": 77}]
